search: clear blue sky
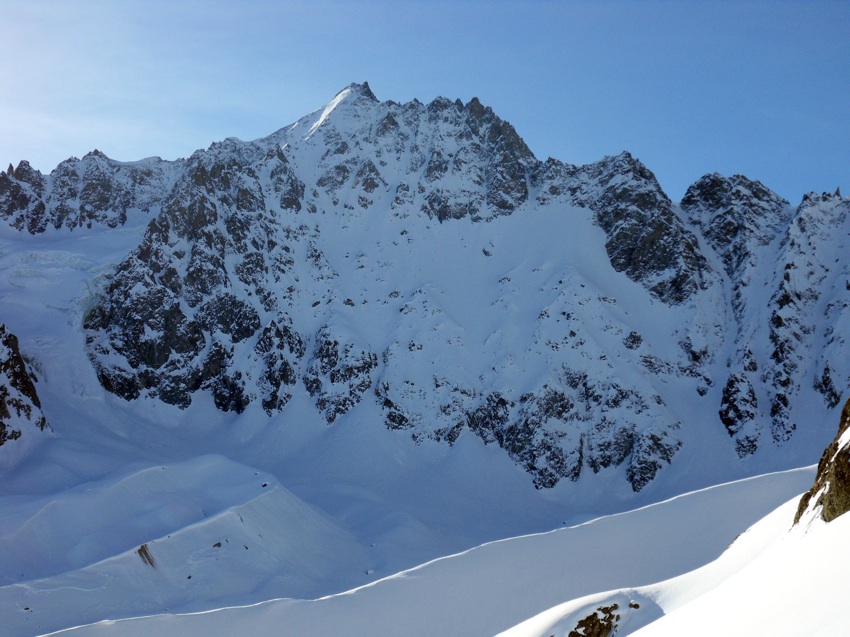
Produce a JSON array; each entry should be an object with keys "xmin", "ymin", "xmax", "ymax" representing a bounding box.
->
[{"xmin": 2, "ymin": 0, "xmax": 848, "ymax": 203}]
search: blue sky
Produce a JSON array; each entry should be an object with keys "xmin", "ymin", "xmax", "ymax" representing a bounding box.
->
[{"xmin": 1, "ymin": 0, "xmax": 847, "ymax": 203}]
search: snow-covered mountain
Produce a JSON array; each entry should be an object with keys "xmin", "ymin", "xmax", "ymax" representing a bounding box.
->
[
  {"xmin": 3, "ymin": 82, "xmax": 845, "ymax": 491},
  {"xmin": 0, "ymin": 82, "xmax": 847, "ymax": 635}
]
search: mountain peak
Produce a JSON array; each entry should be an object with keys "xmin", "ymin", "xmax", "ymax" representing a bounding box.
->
[
  {"xmin": 335, "ymin": 81, "xmax": 378, "ymax": 102},
  {"xmin": 303, "ymin": 82, "xmax": 379, "ymax": 139},
  {"xmin": 337, "ymin": 82, "xmax": 379, "ymax": 102},
  {"xmin": 801, "ymin": 187, "xmax": 848, "ymax": 206},
  {"xmin": 83, "ymin": 149, "xmax": 109, "ymax": 161}
]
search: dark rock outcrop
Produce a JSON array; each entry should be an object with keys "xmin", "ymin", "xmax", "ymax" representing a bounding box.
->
[
  {"xmin": 795, "ymin": 396, "xmax": 850, "ymax": 524},
  {"xmin": 1, "ymin": 153, "xmax": 175, "ymax": 232},
  {"xmin": 83, "ymin": 142, "xmax": 310, "ymax": 412},
  {"xmin": 303, "ymin": 326, "xmax": 378, "ymax": 423},
  {"xmin": 682, "ymin": 173, "xmax": 790, "ymax": 289},
  {"xmin": 0, "ymin": 324, "xmax": 47, "ymax": 446},
  {"xmin": 568, "ymin": 603, "xmax": 621, "ymax": 637},
  {"xmin": 570, "ymin": 152, "xmax": 715, "ymax": 305},
  {"xmin": 719, "ymin": 372, "xmax": 760, "ymax": 457}
]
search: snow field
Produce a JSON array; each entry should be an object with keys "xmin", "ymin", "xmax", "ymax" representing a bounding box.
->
[{"xmin": 34, "ymin": 467, "xmax": 814, "ymax": 637}]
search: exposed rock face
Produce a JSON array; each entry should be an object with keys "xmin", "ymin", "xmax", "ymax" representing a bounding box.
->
[
  {"xmin": 682, "ymin": 173, "xmax": 791, "ymax": 289},
  {"xmin": 683, "ymin": 179, "xmax": 850, "ymax": 456},
  {"xmin": 763, "ymin": 190, "xmax": 850, "ymax": 443},
  {"xmin": 1, "ymin": 152, "xmax": 175, "ymax": 232},
  {"xmin": 83, "ymin": 141, "xmax": 309, "ymax": 413},
  {"xmin": 719, "ymin": 372, "xmax": 760, "ymax": 457},
  {"xmin": 530, "ymin": 154, "xmax": 716, "ymax": 305},
  {"xmin": 681, "ymin": 174, "xmax": 790, "ymax": 454},
  {"xmin": 452, "ymin": 380, "xmax": 680, "ymax": 491},
  {"xmin": 571, "ymin": 152, "xmax": 716, "ymax": 305},
  {"xmin": 0, "ymin": 324, "xmax": 47, "ymax": 447},
  {"xmin": 74, "ymin": 84, "xmax": 699, "ymax": 491},
  {"xmin": 303, "ymin": 325, "xmax": 378, "ymax": 423},
  {"xmin": 4, "ymin": 83, "xmax": 848, "ymax": 492},
  {"xmin": 568, "ymin": 603, "xmax": 621, "ymax": 637},
  {"xmin": 795, "ymin": 396, "xmax": 850, "ymax": 524}
]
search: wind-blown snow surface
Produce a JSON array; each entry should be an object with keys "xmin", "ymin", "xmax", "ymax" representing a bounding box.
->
[
  {"xmin": 22, "ymin": 468, "xmax": 813, "ymax": 637},
  {"xmin": 501, "ymin": 483, "xmax": 849, "ymax": 637}
]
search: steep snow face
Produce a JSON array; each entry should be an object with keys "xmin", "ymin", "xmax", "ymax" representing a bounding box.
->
[
  {"xmin": 627, "ymin": 510, "xmax": 850, "ymax": 637},
  {"xmin": 501, "ymin": 479, "xmax": 849, "ymax": 637},
  {"xmin": 502, "ymin": 401, "xmax": 850, "ymax": 637},
  {"xmin": 763, "ymin": 191, "xmax": 850, "ymax": 441},
  {"xmin": 1, "ymin": 83, "xmax": 845, "ymax": 495}
]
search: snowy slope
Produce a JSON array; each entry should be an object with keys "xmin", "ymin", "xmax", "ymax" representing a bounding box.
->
[
  {"xmin": 2, "ymin": 456, "xmax": 373, "ymax": 637},
  {"xmin": 503, "ymin": 400, "xmax": 850, "ymax": 636},
  {"xmin": 24, "ymin": 467, "xmax": 813, "ymax": 637},
  {"xmin": 500, "ymin": 486, "xmax": 849, "ymax": 637},
  {"xmin": 631, "ymin": 506, "xmax": 850, "ymax": 637}
]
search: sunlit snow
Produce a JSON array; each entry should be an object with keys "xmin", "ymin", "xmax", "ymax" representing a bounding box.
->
[{"xmin": 1, "ymin": 85, "xmax": 847, "ymax": 637}]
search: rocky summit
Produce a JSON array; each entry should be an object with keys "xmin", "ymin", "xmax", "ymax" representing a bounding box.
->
[{"xmin": 1, "ymin": 82, "xmax": 847, "ymax": 492}]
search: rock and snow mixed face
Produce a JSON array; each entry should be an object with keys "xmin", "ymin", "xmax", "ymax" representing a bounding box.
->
[
  {"xmin": 1, "ymin": 82, "xmax": 847, "ymax": 493},
  {"xmin": 0, "ymin": 324, "xmax": 47, "ymax": 448},
  {"xmin": 795, "ymin": 396, "xmax": 850, "ymax": 525}
]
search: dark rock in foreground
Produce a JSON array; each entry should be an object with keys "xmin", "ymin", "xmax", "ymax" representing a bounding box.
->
[{"xmin": 795, "ymin": 396, "xmax": 850, "ymax": 524}]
